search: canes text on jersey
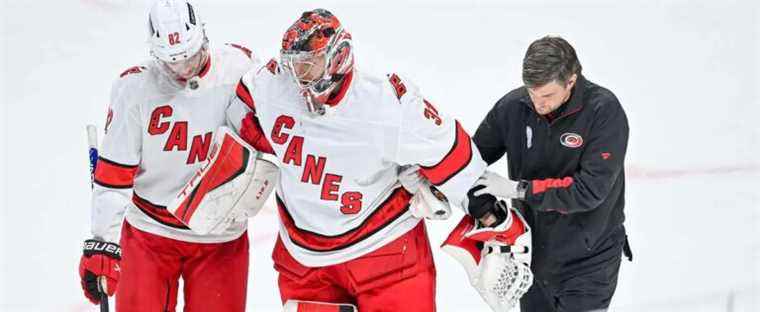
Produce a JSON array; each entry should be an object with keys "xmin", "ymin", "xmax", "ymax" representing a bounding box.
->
[
  {"xmin": 271, "ymin": 115, "xmax": 363, "ymax": 215},
  {"xmin": 148, "ymin": 105, "xmax": 213, "ymax": 165}
]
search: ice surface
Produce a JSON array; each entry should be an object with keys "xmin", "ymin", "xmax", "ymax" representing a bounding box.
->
[{"xmin": 1, "ymin": 0, "xmax": 758, "ymax": 311}]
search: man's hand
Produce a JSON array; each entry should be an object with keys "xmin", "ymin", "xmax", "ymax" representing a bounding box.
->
[
  {"xmin": 398, "ymin": 165, "xmax": 423, "ymax": 194},
  {"xmin": 399, "ymin": 165, "xmax": 451, "ymax": 220},
  {"xmin": 473, "ymin": 171, "xmax": 526, "ymax": 200},
  {"xmin": 79, "ymin": 239, "xmax": 121, "ymax": 304}
]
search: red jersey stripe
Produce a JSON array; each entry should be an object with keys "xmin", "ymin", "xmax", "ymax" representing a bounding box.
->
[
  {"xmin": 236, "ymin": 79, "xmax": 255, "ymax": 111},
  {"xmin": 277, "ymin": 187, "xmax": 412, "ymax": 252},
  {"xmin": 94, "ymin": 157, "xmax": 138, "ymax": 189},
  {"xmin": 132, "ymin": 193, "xmax": 189, "ymax": 229},
  {"xmin": 532, "ymin": 177, "xmax": 574, "ymax": 194},
  {"xmin": 419, "ymin": 121, "xmax": 473, "ymax": 185}
]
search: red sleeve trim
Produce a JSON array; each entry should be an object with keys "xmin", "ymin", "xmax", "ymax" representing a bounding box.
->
[
  {"xmin": 240, "ymin": 112, "xmax": 275, "ymax": 154},
  {"xmin": 93, "ymin": 157, "xmax": 138, "ymax": 189},
  {"xmin": 277, "ymin": 187, "xmax": 412, "ymax": 252},
  {"xmin": 119, "ymin": 66, "xmax": 145, "ymax": 78},
  {"xmin": 532, "ymin": 177, "xmax": 574, "ymax": 195},
  {"xmin": 236, "ymin": 79, "xmax": 255, "ymax": 111},
  {"xmin": 226, "ymin": 43, "xmax": 253, "ymax": 59},
  {"xmin": 419, "ymin": 121, "xmax": 473, "ymax": 185}
]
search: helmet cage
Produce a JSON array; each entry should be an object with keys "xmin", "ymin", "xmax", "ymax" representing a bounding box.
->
[
  {"xmin": 154, "ymin": 42, "xmax": 209, "ymax": 82},
  {"xmin": 281, "ymin": 26, "xmax": 353, "ymax": 114}
]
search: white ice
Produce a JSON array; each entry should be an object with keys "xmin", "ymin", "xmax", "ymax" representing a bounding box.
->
[{"xmin": 1, "ymin": 0, "xmax": 758, "ymax": 311}]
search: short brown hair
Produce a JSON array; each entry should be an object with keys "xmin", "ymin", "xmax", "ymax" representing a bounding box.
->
[{"xmin": 522, "ymin": 36, "xmax": 582, "ymax": 88}]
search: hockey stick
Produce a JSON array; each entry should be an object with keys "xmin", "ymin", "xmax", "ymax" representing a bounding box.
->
[{"xmin": 87, "ymin": 124, "xmax": 109, "ymax": 312}]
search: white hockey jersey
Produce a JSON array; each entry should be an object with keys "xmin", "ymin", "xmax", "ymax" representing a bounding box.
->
[
  {"xmin": 226, "ymin": 60, "xmax": 487, "ymax": 266},
  {"xmin": 91, "ymin": 43, "xmax": 260, "ymax": 244}
]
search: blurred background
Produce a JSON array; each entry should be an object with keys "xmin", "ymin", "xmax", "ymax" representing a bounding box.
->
[{"xmin": 1, "ymin": 0, "xmax": 758, "ymax": 311}]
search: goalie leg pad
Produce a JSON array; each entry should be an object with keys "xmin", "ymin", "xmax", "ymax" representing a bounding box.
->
[{"xmin": 168, "ymin": 127, "xmax": 279, "ymax": 235}]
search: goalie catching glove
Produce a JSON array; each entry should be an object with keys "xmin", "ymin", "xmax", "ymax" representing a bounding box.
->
[
  {"xmin": 167, "ymin": 126, "xmax": 279, "ymax": 235},
  {"xmin": 441, "ymin": 199, "xmax": 533, "ymax": 312}
]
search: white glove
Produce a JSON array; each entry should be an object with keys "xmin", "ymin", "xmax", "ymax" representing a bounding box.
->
[
  {"xmin": 399, "ymin": 165, "xmax": 451, "ymax": 220},
  {"xmin": 474, "ymin": 171, "xmax": 523, "ymax": 200},
  {"xmin": 398, "ymin": 165, "xmax": 423, "ymax": 194}
]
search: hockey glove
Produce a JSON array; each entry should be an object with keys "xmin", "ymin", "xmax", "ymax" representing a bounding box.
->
[
  {"xmin": 473, "ymin": 171, "xmax": 527, "ymax": 200},
  {"xmin": 79, "ymin": 239, "xmax": 121, "ymax": 304},
  {"xmin": 399, "ymin": 165, "xmax": 451, "ymax": 220},
  {"xmin": 441, "ymin": 200, "xmax": 533, "ymax": 312}
]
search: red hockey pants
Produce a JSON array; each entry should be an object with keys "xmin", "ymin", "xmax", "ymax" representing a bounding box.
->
[
  {"xmin": 272, "ymin": 221, "xmax": 437, "ymax": 312},
  {"xmin": 116, "ymin": 221, "xmax": 249, "ymax": 311}
]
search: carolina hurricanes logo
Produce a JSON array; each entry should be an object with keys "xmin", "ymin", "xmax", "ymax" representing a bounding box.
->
[{"xmin": 560, "ymin": 132, "xmax": 583, "ymax": 148}]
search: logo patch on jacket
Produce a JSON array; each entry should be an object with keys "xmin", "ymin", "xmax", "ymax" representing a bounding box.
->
[{"xmin": 560, "ymin": 132, "xmax": 583, "ymax": 148}]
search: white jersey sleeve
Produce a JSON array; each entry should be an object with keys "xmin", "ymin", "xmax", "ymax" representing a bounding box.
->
[
  {"xmin": 91, "ymin": 70, "xmax": 144, "ymax": 243},
  {"xmin": 224, "ymin": 45, "xmax": 261, "ymax": 132},
  {"xmin": 392, "ymin": 74, "xmax": 487, "ymax": 210}
]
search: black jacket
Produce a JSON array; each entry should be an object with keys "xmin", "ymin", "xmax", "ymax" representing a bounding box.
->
[{"xmin": 473, "ymin": 75, "xmax": 629, "ymax": 278}]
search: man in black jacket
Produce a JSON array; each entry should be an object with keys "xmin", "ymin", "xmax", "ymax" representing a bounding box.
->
[{"xmin": 470, "ymin": 36, "xmax": 631, "ymax": 312}]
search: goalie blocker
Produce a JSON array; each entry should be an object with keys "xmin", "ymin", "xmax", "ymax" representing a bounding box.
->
[{"xmin": 168, "ymin": 127, "xmax": 279, "ymax": 235}]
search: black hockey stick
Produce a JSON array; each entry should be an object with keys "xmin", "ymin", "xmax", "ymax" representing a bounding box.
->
[{"xmin": 87, "ymin": 125, "xmax": 109, "ymax": 312}]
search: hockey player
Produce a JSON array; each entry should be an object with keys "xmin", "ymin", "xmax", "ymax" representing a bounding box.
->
[
  {"xmin": 77, "ymin": 1, "xmax": 261, "ymax": 310},
  {"xmin": 223, "ymin": 9, "xmax": 532, "ymax": 311}
]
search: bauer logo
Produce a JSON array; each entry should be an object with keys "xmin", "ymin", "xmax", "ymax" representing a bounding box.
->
[{"xmin": 560, "ymin": 133, "xmax": 583, "ymax": 148}]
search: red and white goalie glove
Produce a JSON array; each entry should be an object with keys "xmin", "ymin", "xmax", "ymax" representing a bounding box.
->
[
  {"xmin": 399, "ymin": 165, "xmax": 451, "ymax": 220},
  {"xmin": 167, "ymin": 126, "xmax": 279, "ymax": 235},
  {"xmin": 441, "ymin": 200, "xmax": 533, "ymax": 312}
]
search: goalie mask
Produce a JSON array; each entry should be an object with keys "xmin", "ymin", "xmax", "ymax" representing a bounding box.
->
[{"xmin": 280, "ymin": 9, "xmax": 354, "ymax": 115}]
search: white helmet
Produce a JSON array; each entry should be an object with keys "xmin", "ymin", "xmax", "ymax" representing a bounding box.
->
[{"xmin": 147, "ymin": 0, "xmax": 209, "ymax": 82}]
